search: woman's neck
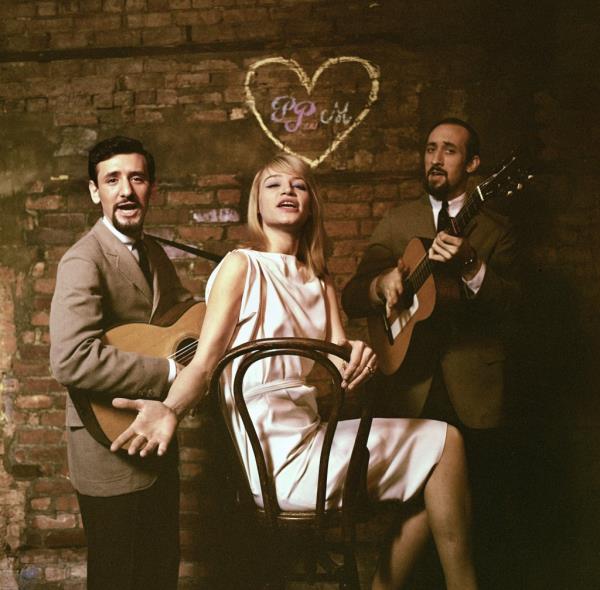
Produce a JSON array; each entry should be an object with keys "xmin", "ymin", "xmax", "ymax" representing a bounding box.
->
[{"xmin": 264, "ymin": 229, "xmax": 300, "ymax": 256}]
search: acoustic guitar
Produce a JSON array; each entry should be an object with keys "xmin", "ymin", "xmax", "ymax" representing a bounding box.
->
[
  {"xmin": 368, "ymin": 152, "xmax": 533, "ymax": 375},
  {"xmin": 70, "ymin": 300, "xmax": 206, "ymax": 448}
]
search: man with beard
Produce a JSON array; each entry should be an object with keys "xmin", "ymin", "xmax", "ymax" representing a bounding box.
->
[
  {"xmin": 50, "ymin": 136, "xmax": 191, "ymax": 590},
  {"xmin": 342, "ymin": 118, "xmax": 520, "ymax": 586}
]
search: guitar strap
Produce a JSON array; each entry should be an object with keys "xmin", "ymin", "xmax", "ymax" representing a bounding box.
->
[{"xmin": 146, "ymin": 233, "xmax": 224, "ymax": 263}]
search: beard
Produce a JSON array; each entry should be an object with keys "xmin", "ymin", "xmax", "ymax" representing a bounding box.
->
[
  {"xmin": 111, "ymin": 200, "xmax": 145, "ymax": 237},
  {"xmin": 112, "ymin": 215, "xmax": 143, "ymax": 236},
  {"xmin": 423, "ymin": 168, "xmax": 451, "ymax": 199}
]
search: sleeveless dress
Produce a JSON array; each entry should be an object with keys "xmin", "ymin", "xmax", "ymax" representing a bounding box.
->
[{"xmin": 206, "ymin": 249, "xmax": 447, "ymax": 511}]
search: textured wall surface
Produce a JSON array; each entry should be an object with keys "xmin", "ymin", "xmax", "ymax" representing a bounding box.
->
[{"xmin": 0, "ymin": 1, "xmax": 598, "ymax": 588}]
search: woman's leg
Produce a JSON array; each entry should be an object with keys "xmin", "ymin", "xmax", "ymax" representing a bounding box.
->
[
  {"xmin": 424, "ymin": 424, "xmax": 477, "ymax": 590},
  {"xmin": 373, "ymin": 424, "xmax": 476, "ymax": 590},
  {"xmin": 372, "ymin": 506, "xmax": 430, "ymax": 590}
]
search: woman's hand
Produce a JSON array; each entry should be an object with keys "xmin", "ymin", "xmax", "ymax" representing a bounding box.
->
[
  {"xmin": 339, "ymin": 339, "xmax": 377, "ymax": 390},
  {"xmin": 110, "ymin": 398, "xmax": 179, "ymax": 457}
]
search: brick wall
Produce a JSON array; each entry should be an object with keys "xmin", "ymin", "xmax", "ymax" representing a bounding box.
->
[{"xmin": 0, "ymin": 1, "xmax": 598, "ymax": 588}]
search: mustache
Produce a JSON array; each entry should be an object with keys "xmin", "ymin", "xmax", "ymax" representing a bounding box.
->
[
  {"xmin": 427, "ymin": 165, "xmax": 447, "ymax": 177},
  {"xmin": 113, "ymin": 195, "xmax": 141, "ymax": 208}
]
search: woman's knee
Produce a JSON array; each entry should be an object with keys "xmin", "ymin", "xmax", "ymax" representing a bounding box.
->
[{"xmin": 442, "ymin": 424, "xmax": 466, "ymax": 460}]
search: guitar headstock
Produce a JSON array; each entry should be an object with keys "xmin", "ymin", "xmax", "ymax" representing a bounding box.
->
[{"xmin": 476, "ymin": 150, "xmax": 534, "ymax": 202}]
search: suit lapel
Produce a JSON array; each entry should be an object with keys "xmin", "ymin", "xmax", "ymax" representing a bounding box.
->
[
  {"xmin": 416, "ymin": 195, "xmax": 437, "ymax": 239},
  {"xmin": 92, "ymin": 220, "xmax": 154, "ymax": 304},
  {"xmin": 144, "ymin": 237, "xmax": 161, "ymax": 320}
]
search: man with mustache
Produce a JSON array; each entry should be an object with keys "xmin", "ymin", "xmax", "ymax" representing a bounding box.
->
[
  {"xmin": 342, "ymin": 118, "xmax": 520, "ymax": 585},
  {"xmin": 50, "ymin": 136, "xmax": 191, "ymax": 590}
]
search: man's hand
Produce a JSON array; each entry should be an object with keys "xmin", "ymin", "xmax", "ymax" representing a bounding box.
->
[
  {"xmin": 429, "ymin": 232, "xmax": 482, "ymax": 279},
  {"xmin": 372, "ymin": 258, "xmax": 408, "ymax": 311},
  {"xmin": 110, "ymin": 399, "xmax": 179, "ymax": 457}
]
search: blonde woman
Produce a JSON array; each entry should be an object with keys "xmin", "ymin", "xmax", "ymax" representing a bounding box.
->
[{"xmin": 112, "ymin": 154, "xmax": 477, "ymax": 589}]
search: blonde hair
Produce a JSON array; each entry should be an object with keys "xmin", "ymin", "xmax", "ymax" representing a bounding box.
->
[{"xmin": 247, "ymin": 153, "xmax": 328, "ymax": 278}]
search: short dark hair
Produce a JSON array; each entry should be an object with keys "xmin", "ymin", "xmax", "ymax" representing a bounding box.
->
[
  {"xmin": 88, "ymin": 136, "xmax": 155, "ymax": 184},
  {"xmin": 426, "ymin": 117, "xmax": 480, "ymax": 161}
]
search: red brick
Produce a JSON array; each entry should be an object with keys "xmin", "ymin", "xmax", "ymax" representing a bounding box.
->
[
  {"xmin": 54, "ymin": 112, "xmax": 98, "ymax": 126},
  {"xmin": 324, "ymin": 220, "xmax": 358, "ymax": 238},
  {"xmin": 103, "ymin": 0, "xmax": 125, "ymax": 12},
  {"xmin": 216, "ymin": 189, "xmax": 241, "ymax": 205},
  {"xmin": 125, "ymin": 0, "xmax": 146, "ymax": 10},
  {"xmin": 144, "ymin": 207, "xmax": 188, "ymax": 225},
  {"xmin": 54, "ymin": 494, "xmax": 79, "ymax": 512},
  {"xmin": 45, "ymin": 528, "xmax": 87, "ymax": 548},
  {"xmin": 21, "ymin": 378, "xmax": 61, "ymax": 395},
  {"xmin": 32, "ymin": 514, "xmax": 78, "ymax": 530},
  {"xmin": 327, "ymin": 256, "xmax": 357, "ymax": 274},
  {"xmin": 324, "ymin": 203, "xmax": 371, "ymax": 219},
  {"xmin": 32, "ymin": 478, "xmax": 74, "ymax": 496},
  {"xmin": 167, "ymin": 191, "xmax": 214, "ymax": 206},
  {"xmin": 196, "ymin": 174, "xmax": 240, "ymax": 188},
  {"xmin": 31, "ymin": 497, "xmax": 52, "ymax": 510},
  {"xmin": 372, "ymin": 201, "xmax": 397, "ymax": 218},
  {"xmin": 324, "ymin": 186, "xmax": 372, "ymax": 202},
  {"xmin": 26, "ymin": 195, "xmax": 64, "ymax": 210},
  {"xmin": 31, "ymin": 311, "xmax": 50, "ymax": 327},
  {"xmin": 144, "ymin": 11, "xmax": 173, "ymax": 27},
  {"xmin": 225, "ymin": 225, "xmax": 249, "ymax": 242},
  {"xmin": 142, "ymin": 26, "xmax": 184, "ymax": 45},
  {"xmin": 178, "ymin": 226, "xmax": 224, "ymax": 242},
  {"xmin": 49, "ymin": 31, "xmax": 91, "ymax": 49},
  {"xmin": 41, "ymin": 410, "xmax": 66, "ymax": 427},
  {"xmin": 28, "ymin": 18, "xmax": 74, "ymax": 33},
  {"xmin": 18, "ymin": 429, "xmax": 64, "ymax": 445},
  {"xmin": 332, "ymin": 239, "xmax": 369, "ymax": 257},
  {"xmin": 15, "ymin": 395, "xmax": 53, "ymax": 410},
  {"xmin": 13, "ymin": 359, "xmax": 51, "ymax": 377},
  {"xmin": 95, "ymin": 29, "xmax": 142, "ymax": 47},
  {"xmin": 360, "ymin": 220, "xmax": 378, "ymax": 236}
]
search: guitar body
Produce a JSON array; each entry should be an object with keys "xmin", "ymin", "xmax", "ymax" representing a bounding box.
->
[
  {"xmin": 367, "ymin": 237, "xmax": 462, "ymax": 376},
  {"xmin": 71, "ymin": 301, "xmax": 206, "ymax": 448}
]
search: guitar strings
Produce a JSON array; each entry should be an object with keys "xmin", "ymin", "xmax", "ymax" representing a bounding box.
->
[{"xmin": 167, "ymin": 339, "xmax": 199, "ymax": 366}]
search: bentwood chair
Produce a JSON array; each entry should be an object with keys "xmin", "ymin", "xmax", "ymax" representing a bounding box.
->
[{"xmin": 208, "ymin": 338, "xmax": 375, "ymax": 589}]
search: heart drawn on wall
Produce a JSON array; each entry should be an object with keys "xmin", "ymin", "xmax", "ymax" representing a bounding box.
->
[{"xmin": 244, "ymin": 56, "xmax": 380, "ymax": 168}]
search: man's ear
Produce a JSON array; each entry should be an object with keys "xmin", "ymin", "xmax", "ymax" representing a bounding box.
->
[
  {"xmin": 466, "ymin": 155, "xmax": 480, "ymax": 174},
  {"xmin": 88, "ymin": 180, "xmax": 100, "ymax": 204}
]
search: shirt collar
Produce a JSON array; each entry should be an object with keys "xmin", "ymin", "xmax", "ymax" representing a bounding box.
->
[
  {"xmin": 102, "ymin": 216, "xmax": 143, "ymax": 246},
  {"xmin": 428, "ymin": 192, "xmax": 466, "ymax": 218}
]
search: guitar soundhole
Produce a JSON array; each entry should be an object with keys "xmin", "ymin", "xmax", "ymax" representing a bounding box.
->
[{"xmin": 175, "ymin": 338, "xmax": 198, "ymax": 366}]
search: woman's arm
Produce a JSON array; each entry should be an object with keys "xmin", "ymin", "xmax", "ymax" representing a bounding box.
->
[
  {"xmin": 324, "ymin": 278, "xmax": 377, "ymax": 391},
  {"xmin": 110, "ymin": 252, "xmax": 248, "ymax": 457}
]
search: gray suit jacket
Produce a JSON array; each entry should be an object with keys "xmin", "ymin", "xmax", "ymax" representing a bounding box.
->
[
  {"xmin": 342, "ymin": 195, "xmax": 520, "ymax": 428},
  {"xmin": 50, "ymin": 219, "xmax": 191, "ymax": 496}
]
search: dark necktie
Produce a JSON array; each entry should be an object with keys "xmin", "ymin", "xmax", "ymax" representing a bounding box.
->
[
  {"xmin": 134, "ymin": 240, "xmax": 153, "ymax": 291},
  {"xmin": 437, "ymin": 200, "xmax": 451, "ymax": 233}
]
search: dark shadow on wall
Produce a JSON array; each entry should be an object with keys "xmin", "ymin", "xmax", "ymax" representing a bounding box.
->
[{"xmin": 506, "ymin": 178, "xmax": 598, "ymax": 589}]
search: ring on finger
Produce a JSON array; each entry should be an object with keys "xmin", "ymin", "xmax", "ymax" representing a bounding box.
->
[{"xmin": 366, "ymin": 365, "xmax": 375, "ymax": 375}]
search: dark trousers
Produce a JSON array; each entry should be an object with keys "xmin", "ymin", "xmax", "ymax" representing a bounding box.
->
[{"xmin": 77, "ymin": 466, "xmax": 180, "ymax": 590}]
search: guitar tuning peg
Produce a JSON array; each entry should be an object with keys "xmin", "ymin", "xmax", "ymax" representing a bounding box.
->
[
  {"xmin": 527, "ymin": 174, "xmax": 534, "ymax": 180},
  {"xmin": 507, "ymin": 190, "xmax": 514, "ymax": 197},
  {"xmin": 516, "ymin": 183, "xmax": 523, "ymax": 190}
]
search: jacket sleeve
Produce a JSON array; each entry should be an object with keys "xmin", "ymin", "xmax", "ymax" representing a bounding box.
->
[
  {"xmin": 49, "ymin": 253, "xmax": 170, "ymax": 400},
  {"xmin": 341, "ymin": 216, "xmax": 398, "ymax": 318},
  {"xmin": 473, "ymin": 219, "xmax": 521, "ymax": 316}
]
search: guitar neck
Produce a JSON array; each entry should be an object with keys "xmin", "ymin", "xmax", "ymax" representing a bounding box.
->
[{"xmin": 407, "ymin": 188, "xmax": 484, "ymax": 294}]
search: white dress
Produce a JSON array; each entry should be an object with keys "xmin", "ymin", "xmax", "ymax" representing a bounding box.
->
[{"xmin": 206, "ymin": 249, "xmax": 447, "ymax": 511}]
